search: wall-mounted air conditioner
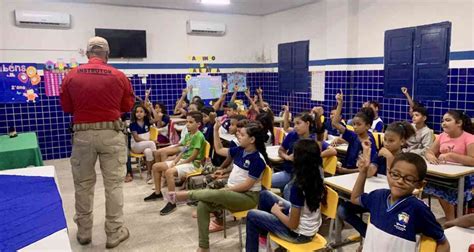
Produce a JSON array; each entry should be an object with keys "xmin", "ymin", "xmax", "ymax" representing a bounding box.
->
[
  {"xmin": 186, "ymin": 20, "xmax": 226, "ymax": 36},
  {"xmin": 15, "ymin": 10, "xmax": 71, "ymax": 28}
]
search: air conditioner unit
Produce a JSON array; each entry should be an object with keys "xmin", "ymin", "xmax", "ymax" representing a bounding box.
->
[
  {"xmin": 186, "ymin": 20, "xmax": 226, "ymax": 36},
  {"xmin": 15, "ymin": 10, "xmax": 71, "ymax": 28}
]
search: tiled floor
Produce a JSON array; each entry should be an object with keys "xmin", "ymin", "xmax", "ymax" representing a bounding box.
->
[{"xmin": 46, "ymin": 158, "xmax": 445, "ymax": 252}]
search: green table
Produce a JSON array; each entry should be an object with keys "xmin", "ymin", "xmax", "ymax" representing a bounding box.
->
[{"xmin": 0, "ymin": 132, "xmax": 44, "ymax": 170}]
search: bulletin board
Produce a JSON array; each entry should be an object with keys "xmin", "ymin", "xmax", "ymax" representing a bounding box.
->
[
  {"xmin": 0, "ymin": 63, "xmax": 41, "ymax": 103},
  {"xmin": 186, "ymin": 74, "xmax": 222, "ymax": 100}
]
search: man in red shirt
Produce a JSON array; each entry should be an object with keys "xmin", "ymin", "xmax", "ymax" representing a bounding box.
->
[{"xmin": 60, "ymin": 36, "xmax": 134, "ymax": 249}]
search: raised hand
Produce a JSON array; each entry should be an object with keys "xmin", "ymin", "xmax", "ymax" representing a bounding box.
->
[
  {"xmin": 256, "ymin": 87, "xmax": 263, "ymax": 95},
  {"xmin": 401, "ymin": 87, "xmax": 408, "ymax": 94},
  {"xmin": 335, "ymin": 89, "xmax": 343, "ymax": 103},
  {"xmin": 245, "ymin": 88, "xmax": 251, "ymax": 97}
]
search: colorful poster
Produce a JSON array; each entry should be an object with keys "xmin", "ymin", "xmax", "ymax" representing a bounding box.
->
[
  {"xmin": 43, "ymin": 59, "xmax": 77, "ymax": 97},
  {"xmin": 186, "ymin": 74, "xmax": 222, "ymax": 100},
  {"xmin": 227, "ymin": 73, "xmax": 247, "ymax": 92},
  {"xmin": 0, "ymin": 63, "xmax": 40, "ymax": 103}
]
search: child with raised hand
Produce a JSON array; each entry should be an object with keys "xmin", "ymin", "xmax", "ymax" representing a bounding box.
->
[
  {"xmin": 338, "ymin": 121, "xmax": 416, "ymax": 238},
  {"xmin": 272, "ymin": 113, "xmax": 315, "ymax": 194},
  {"xmin": 331, "ymin": 89, "xmax": 378, "ymax": 175},
  {"xmin": 245, "ymin": 139, "xmax": 326, "ymax": 251},
  {"xmin": 129, "ymin": 104, "xmax": 157, "ymax": 183},
  {"xmin": 173, "ymin": 87, "xmax": 190, "ymax": 118},
  {"xmin": 425, "ymin": 110, "xmax": 474, "ymax": 221},
  {"xmin": 351, "ymin": 152, "xmax": 449, "ymax": 252},
  {"xmin": 144, "ymin": 112, "xmax": 205, "ymax": 213},
  {"xmin": 401, "ymin": 87, "xmax": 434, "ymax": 156},
  {"xmin": 166, "ymin": 122, "xmax": 269, "ymax": 252}
]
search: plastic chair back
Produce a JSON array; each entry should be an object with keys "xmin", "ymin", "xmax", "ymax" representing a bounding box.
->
[
  {"xmin": 321, "ymin": 186, "xmax": 338, "ymax": 219},
  {"xmin": 323, "ymin": 156, "xmax": 337, "ymax": 176}
]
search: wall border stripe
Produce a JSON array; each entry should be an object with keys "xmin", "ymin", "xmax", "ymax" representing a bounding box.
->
[{"xmin": 13, "ymin": 50, "xmax": 474, "ymax": 70}]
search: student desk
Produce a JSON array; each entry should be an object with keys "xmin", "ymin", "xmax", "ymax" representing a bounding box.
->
[
  {"xmin": 426, "ymin": 162, "xmax": 474, "ymax": 217},
  {"xmin": 325, "ymin": 136, "xmax": 348, "ymax": 155},
  {"xmin": 266, "ymin": 145, "xmax": 283, "ymax": 163},
  {"xmin": 444, "ymin": 226, "xmax": 474, "ymax": 251},
  {"xmin": 0, "ymin": 132, "xmax": 43, "ymax": 170},
  {"xmin": 324, "ymin": 173, "xmax": 389, "ymax": 245},
  {"xmin": 0, "ymin": 166, "xmax": 71, "ymax": 251}
]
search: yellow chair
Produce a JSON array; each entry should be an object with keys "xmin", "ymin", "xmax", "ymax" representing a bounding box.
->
[
  {"xmin": 223, "ymin": 166, "xmax": 273, "ymax": 249},
  {"xmin": 268, "ymin": 186, "xmax": 339, "ymax": 252},
  {"xmin": 346, "ymin": 125, "xmax": 354, "ymax": 131},
  {"xmin": 373, "ymin": 132, "xmax": 384, "ymax": 150},
  {"xmin": 419, "ymin": 235, "xmax": 437, "ymax": 252},
  {"xmin": 323, "ymin": 155, "xmax": 338, "ymax": 176},
  {"xmin": 129, "ymin": 152, "xmax": 145, "ymax": 179},
  {"xmin": 149, "ymin": 126, "xmax": 159, "ymax": 141},
  {"xmin": 184, "ymin": 141, "xmax": 211, "ymax": 188}
]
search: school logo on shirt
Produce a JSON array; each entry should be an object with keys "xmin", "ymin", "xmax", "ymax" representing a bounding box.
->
[
  {"xmin": 394, "ymin": 212, "xmax": 410, "ymax": 231},
  {"xmin": 244, "ymin": 160, "xmax": 250, "ymax": 168}
]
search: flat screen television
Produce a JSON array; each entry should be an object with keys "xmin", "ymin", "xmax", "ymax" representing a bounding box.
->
[{"xmin": 95, "ymin": 28, "xmax": 147, "ymax": 58}]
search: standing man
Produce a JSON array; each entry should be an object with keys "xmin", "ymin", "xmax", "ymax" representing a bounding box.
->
[{"xmin": 60, "ymin": 36, "xmax": 134, "ymax": 249}]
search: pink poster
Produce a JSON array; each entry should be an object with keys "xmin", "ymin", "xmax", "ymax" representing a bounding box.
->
[{"xmin": 43, "ymin": 71, "xmax": 65, "ymax": 97}]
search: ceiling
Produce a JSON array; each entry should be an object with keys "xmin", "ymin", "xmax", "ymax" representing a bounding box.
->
[{"xmin": 53, "ymin": 0, "xmax": 320, "ymax": 16}]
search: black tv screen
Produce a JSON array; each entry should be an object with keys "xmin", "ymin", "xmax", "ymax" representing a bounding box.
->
[{"xmin": 95, "ymin": 28, "xmax": 147, "ymax": 58}]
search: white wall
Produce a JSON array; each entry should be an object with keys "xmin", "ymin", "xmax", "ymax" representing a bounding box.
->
[
  {"xmin": 2, "ymin": 0, "xmax": 474, "ymax": 69},
  {"xmin": 0, "ymin": 0, "xmax": 263, "ymax": 65},
  {"xmin": 261, "ymin": 0, "xmax": 474, "ymax": 69}
]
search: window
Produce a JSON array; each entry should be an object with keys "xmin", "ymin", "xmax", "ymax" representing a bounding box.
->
[
  {"xmin": 384, "ymin": 22, "xmax": 451, "ymax": 100},
  {"xmin": 278, "ymin": 40, "xmax": 309, "ymax": 92}
]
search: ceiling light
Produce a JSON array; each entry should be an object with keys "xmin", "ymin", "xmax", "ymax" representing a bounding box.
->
[{"xmin": 201, "ymin": 0, "xmax": 230, "ymax": 5}]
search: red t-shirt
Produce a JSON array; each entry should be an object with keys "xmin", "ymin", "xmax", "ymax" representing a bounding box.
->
[{"xmin": 60, "ymin": 57, "xmax": 134, "ymax": 124}]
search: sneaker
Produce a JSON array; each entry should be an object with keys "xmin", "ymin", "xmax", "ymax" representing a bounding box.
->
[
  {"xmin": 76, "ymin": 227, "xmax": 92, "ymax": 246},
  {"xmin": 146, "ymin": 174, "xmax": 153, "ymax": 184},
  {"xmin": 160, "ymin": 202, "xmax": 177, "ymax": 215},
  {"xmin": 105, "ymin": 226, "xmax": 130, "ymax": 249},
  {"xmin": 144, "ymin": 192, "xmax": 163, "ymax": 202}
]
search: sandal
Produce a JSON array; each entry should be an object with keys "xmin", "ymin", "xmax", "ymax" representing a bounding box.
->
[
  {"xmin": 124, "ymin": 174, "xmax": 133, "ymax": 183},
  {"xmin": 208, "ymin": 219, "xmax": 224, "ymax": 233}
]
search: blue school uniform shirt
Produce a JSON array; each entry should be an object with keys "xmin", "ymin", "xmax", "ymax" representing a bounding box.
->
[
  {"xmin": 359, "ymin": 189, "xmax": 445, "ymax": 252},
  {"xmin": 161, "ymin": 114, "xmax": 170, "ymax": 127},
  {"xmin": 341, "ymin": 130, "xmax": 377, "ymax": 169},
  {"xmin": 129, "ymin": 121, "xmax": 150, "ymax": 134},
  {"xmin": 202, "ymin": 122, "xmax": 214, "ymax": 144},
  {"xmin": 376, "ymin": 156, "xmax": 387, "ymax": 176},
  {"xmin": 281, "ymin": 131, "xmax": 316, "ymax": 173},
  {"xmin": 325, "ymin": 120, "xmax": 346, "ymax": 136},
  {"xmin": 372, "ymin": 117, "xmax": 384, "ymax": 132},
  {"xmin": 227, "ymin": 146, "xmax": 266, "ymax": 191},
  {"xmin": 289, "ymin": 184, "xmax": 322, "ymax": 236}
]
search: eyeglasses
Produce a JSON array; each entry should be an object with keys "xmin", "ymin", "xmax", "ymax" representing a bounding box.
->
[{"xmin": 388, "ymin": 170, "xmax": 419, "ymax": 185}]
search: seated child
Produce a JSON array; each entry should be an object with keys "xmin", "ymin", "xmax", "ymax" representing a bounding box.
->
[
  {"xmin": 129, "ymin": 104, "xmax": 157, "ymax": 183},
  {"xmin": 401, "ymin": 87, "xmax": 434, "ymax": 156},
  {"xmin": 351, "ymin": 152, "xmax": 450, "ymax": 252},
  {"xmin": 325, "ymin": 105, "xmax": 346, "ymax": 137},
  {"xmin": 425, "ymin": 110, "xmax": 474, "ymax": 221},
  {"xmin": 256, "ymin": 110, "xmax": 275, "ymax": 146},
  {"xmin": 331, "ymin": 90, "xmax": 378, "ymax": 175},
  {"xmin": 368, "ymin": 100, "xmax": 384, "ymax": 132},
  {"xmin": 338, "ymin": 121, "xmax": 415, "ymax": 238},
  {"xmin": 246, "ymin": 139, "xmax": 325, "ymax": 251},
  {"xmin": 166, "ymin": 122, "xmax": 270, "ymax": 251},
  {"xmin": 144, "ymin": 111, "xmax": 205, "ymax": 215}
]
